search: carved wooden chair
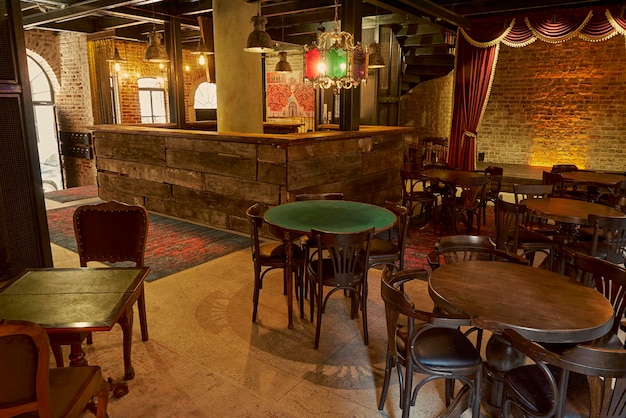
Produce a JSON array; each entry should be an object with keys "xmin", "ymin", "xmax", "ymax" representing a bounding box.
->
[
  {"xmin": 482, "ymin": 165, "xmax": 503, "ymax": 225},
  {"xmin": 368, "ymin": 201, "xmax": 410, "ymax": 272},
  {"xmin": 378, "ymin": 269, "xmax": 483, "ymax": 418},
  {"xmin": 543, "ymin": 170, "xmax": 585, "ymax": 200},
  {"xmin": 52, "ymin": 200, "xmax": 150, "ymax": 367},
  {"xmin": 494, "ymin": 197, "xmax": 554, "ymax": 268},
  {"xmin": 246, "ymin": 203, "xmax": 305, "ymax": 323},
  {"xmin": 0, "ymin": 319, "xmax": 109, "ymax": 418},
  {"xmin": 502, "ymin": 328, "xmax": 626, "ymax": 418},
  {"xmin": 307, "ymin": 227, "xmax": 373, "ymax": 349}
]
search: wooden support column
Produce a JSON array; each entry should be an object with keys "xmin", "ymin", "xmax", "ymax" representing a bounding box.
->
[
  {"xmin": 339, "ymin": 0, "xmax": 362, "ymax": 131},
  {"xmin": 165, "ymin": 17, "xmax": 186, "ymax": 128}
]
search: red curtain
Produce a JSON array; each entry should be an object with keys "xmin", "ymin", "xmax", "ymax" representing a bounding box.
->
[
  {"xmin": 448, "ymin": 7, "xmax": 626, "ymax": 170},
  {"xmin": 448, "ymin": 35, "xmax": 498, "ymax": 170}
]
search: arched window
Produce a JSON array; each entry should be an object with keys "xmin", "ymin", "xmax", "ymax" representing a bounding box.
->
[
  {"xmin": 193, "ymin": 82, "xmax": 217, "ymax": 121},
  {"xmin": 138, "ymin": 77, "xmax": 167, "ymax": 123}
]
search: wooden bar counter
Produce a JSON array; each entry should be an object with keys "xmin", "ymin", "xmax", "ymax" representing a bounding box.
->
[{"xmin": 91, "ymin": 124, "xmax": 411, "ymax": 234}]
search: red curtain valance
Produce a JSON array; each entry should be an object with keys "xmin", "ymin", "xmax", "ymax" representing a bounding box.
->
[{"xmin": 448, "ymin": 7, "xmax": 626, "ymax": 170}]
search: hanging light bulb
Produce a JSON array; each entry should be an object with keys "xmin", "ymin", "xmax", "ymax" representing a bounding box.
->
[
  {"xmin": 244, "ymin": 1, "xmax": 274, "ymax": 53},
  {"xmin": 107, "ymin": 38, "xmax": 126, "ymax": 73}
]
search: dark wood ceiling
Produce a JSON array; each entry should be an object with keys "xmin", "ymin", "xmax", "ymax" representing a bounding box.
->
[{"xmin": 21, "ymin": 0, "xmax": 623, "ymax": 49}]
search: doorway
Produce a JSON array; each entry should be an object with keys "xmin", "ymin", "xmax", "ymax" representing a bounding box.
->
[{"xmin": 27, "ymin": 55, "xmax": 62, "ymax": 192}]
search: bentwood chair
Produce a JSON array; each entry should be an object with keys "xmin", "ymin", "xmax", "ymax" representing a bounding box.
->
[
  {"xmin": 494, "ymin": 197, "xmax": 554, "ymax": 269},
  {"xmin": 307, "ymin": 227, "xmax": 373, "ymax": 349},
  {"xmin": 246, "ymin": 203, "xmax": 305, "ymax": 323},
  {"xmin": 501, "ymin": 328, "xmax": 626, "ymax": 418},
  {"xmin": 51, "ymin": 200, "xmax": 150, "ymax": 367},
  {"xmin": 427, "ymin": 234, "xmax": 528, "ymax": 271},
  {"xmin": 513, "ymin": 183, "xmax": 557, "ymax": 237},
  {"xmin": 400, "ymin": 168, "xmax": 437, "ymax": 224},
  {"xmin": 482, "ymin": 166, "xmax": 503, "ymax": 225},
  {"xmin": 0, "ymin": 319, "xmax": 109, "ymax": 418},
  {"xmin": 563, "ymin": 251, "xmax": 626, "ymax": 346},
  {"xmin": 368, "ymin": 201, "xmax": 410, "ymax": 272},
  {"xmin": 563, "ymin": 214, "xmax": 626, "ymax": 265},
  {"xmin": 442, "ymin": 174, "xmax": 487, "ymax": 235},
  {"xmin": 378, "ymin": 269, "xmax": 483, "ymax": 418}
]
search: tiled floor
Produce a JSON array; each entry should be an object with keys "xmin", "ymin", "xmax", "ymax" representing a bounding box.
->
[{"xmin": 47, "ymin": 197, "xmax": 480, "ymax": 417}]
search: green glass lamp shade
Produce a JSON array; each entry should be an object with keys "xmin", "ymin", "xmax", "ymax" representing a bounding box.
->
[{"xmin": 326, "ymin": 46, "xmax": 347, "ymax": 79}]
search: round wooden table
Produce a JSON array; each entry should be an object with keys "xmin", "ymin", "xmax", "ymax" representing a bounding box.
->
[
  {"xmin": 421, "ymin": 168, "xmax": 486, "ymax": 185},
  {"xmin": 429, "ymin": 261, "xmax": 613, "ymax": 343},
  {"xmin": 263, "ymin": 200, "xmax": 396, "ymax": 328},
  {"xmin": 521, "ymin": 197, "xmax": 624, "ymax": 225},
  {"xmin": 561, "ymin": 171, "xmax": 626, "ymax": 201},
  {"xmin": 428, "ymin": 260, "xmax": 614, "ymax": 416}
]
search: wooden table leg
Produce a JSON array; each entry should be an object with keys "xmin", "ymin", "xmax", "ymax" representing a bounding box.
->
[
  {"xmin": 284, "ymin": 236, "xmax": 294, "ymax": 329},
  {"xmin": 118, "ymin": 307, "xmax": 135, "ymax": 380}
]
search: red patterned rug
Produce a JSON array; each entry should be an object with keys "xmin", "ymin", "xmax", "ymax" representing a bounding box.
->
[
  {"xmin": 45, "ymin": 185, "xmax": 98, "ymax": 203},
  {"xmin": 46, "ymin": 204, "xmax": 250, "ymax": 282},
  {"xmin": 403, "ymin": 205, "xmax": 497, "ymax": 270}
]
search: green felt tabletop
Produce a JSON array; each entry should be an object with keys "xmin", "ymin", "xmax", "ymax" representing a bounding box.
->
[{"xmin": 264, "ymin": 200, "xmax": 396, "ymax": 234}]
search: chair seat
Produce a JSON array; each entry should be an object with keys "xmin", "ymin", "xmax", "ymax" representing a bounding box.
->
[
  {"xmin": 505, "ymin": 365, "xmax": 590, "ymax": 418},
  {"xmin": 368, "ymin": 238, "xmax": 399, "ymax": 257},
  {"xmin": 49, "ymin": 366, "xmax": 106, "ymax": 418},
  {"xmin": 258, "ymin": 242, "xmax": 303, "ymax": 263}
]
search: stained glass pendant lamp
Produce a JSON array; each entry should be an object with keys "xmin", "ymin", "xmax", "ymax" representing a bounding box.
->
[{"xmin": 303, "ymin": 0, "xmax": 368, "ymax": 90}]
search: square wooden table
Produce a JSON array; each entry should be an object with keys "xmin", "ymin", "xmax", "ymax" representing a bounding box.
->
[{"xmin": 0, "ymin": 267, "xmax": 150, "ymax": 380}]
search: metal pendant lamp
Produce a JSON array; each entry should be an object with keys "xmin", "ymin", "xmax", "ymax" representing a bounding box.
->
[
  {"xmin": 244, "ymin": 1, "xmax": 274, "ymax": 53},
  {"xmin": 368, "ymin": 42, "xmax": 385, "ymax": 69},
  {"xmin": 275, "ymin": 51, "xmax": 292, "ymax": 72},
  {"xmin": 144, "ymin": 28, "xmax": 170, "ymax": 63}
]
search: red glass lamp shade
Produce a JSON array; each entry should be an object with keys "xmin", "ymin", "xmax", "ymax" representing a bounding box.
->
[{"xmin": 305, "ymin": 47, "xmax": 322, "ymax": 80}]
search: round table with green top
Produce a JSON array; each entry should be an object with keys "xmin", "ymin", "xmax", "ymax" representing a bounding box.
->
[{"xmin": 263, "ymin": 200, "xmax": 396, "ymax": 328}]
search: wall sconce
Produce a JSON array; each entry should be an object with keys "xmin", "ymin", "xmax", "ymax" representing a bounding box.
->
[
  {"xmin": 145, "ymin": 28, "xmax": 170, "ymax": 63},
  {"xmin": 275, "ymin": 51, "xmax": 292, "ymax": 72},
  {"xmin": 303, "ymin": 0, "xmax": 368, "ymax": 89},
  {"xmin": 244, "ymin": 1, "xmax": 274, "ymax": 53}
]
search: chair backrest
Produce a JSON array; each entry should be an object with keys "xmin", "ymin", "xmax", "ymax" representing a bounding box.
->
[
  {"xmin": 551, "ymin": 164, "xmax": 579, "ymax": 173},
  {"xmin": 588, "ymin": 214, "xmax": 626, "ymax": 264},
  {"xmin": 564, "ymin": 252, "xmax": 626, "ymax": 336},
  {"xmin": 0, "ymin": 319, "xmax": 50, "ymax": 416},
  {"xmin": 607, "ymin": 193, "xmax": 626, "ymax": 212},
  {"xmin": 513, "ymin": 183, "xmax": 554, "ymax": 203},
  {"xmin": 503, "ymin": 328, "xmax": 626, "ymax": 418},
  {"xmin": 447, "ymin": 174, "xmax": 487, "ymax": 209},
  {"xmin": 484, "ymin": 166, "xmax": 503, "ymax": 195},
  {"xmin": 428, "ymin": 234, "xmax": 495, "ymax": 269},
  {"xmin": 295, "ymin": 192, "xmax": 344, "ymax": 201},
  {"xmin": 246, "ymin": 203, "xmax": 264, "ymax": 267},
  {"xmin": 73, "ymin": 200, "xmax": 149, "ymax": 267},
  {"xmin": 311, "ymin": 227, "xmax": 373, "ymax": 288},
  {"xmin": 384, "ymin": 200, "xmax": 409, "ymax": 254},
  {"xmin": 494, "ymin": 198, "xmax": 523, "ymax": 251},
  {"xmin": 542, "ymin": 171, "xmax": 568, "ymax": 197}
]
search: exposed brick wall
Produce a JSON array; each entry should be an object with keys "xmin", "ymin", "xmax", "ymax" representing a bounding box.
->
[{"xmin": 479, "ymin": 36, "xmax": 626, "ymax": 171}]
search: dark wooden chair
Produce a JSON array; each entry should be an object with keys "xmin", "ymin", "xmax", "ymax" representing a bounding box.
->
[
  {"xmin": 400, "ymin": 168, "xmax": 437, "ymax": 224},
  {"xmin": 307, "ymin": 227, "xmax": 373, "ymax": 349},
  {"xmin": 543, "ymin": 170, "xmax": 585, "ymax": 200},
  {"xmin": 501, "ymin": 328, "xmax": 626, "ymax": 418},
  {"xmin": 442, "ymin": 174, "xmax": 487, "ymax": 235},
  {"xmin": 494, "ymin": 197, "xmax": 554, "ymax": 269},
  {"xmin": 246, "ymin": 203, "xmax": 305, "ymax": 323},
  {"xmin": 0, "ymin": 319, "xmax": 109, "ymax": 418},
  {"xmin": 378, "ymin": 269, "xmax": 483, "ymax": 418},
  {"xmin": 482, "ymin": 165, "xmax": 503, "ymax": 225},
  {"xmin": 564, "ymin": 214, "xmax": 626, "ymax": 265},
  {"xmin": 551, "ymin": 164, "xmax": 579, "ymax": 173},
  {"xmin": 513, "ymin": 183, "xmax": 557, "ymax": 236},
  {"xmin": 51, "ymin": 200, "xmax": 150, "ymax": 366},
  {"xmin": 427, "ymin": 234, "xmax": 528, "ymax": 271},
  {"xmin": 368, "ymin": 201, "xmax": 410, "ymax": 272}
]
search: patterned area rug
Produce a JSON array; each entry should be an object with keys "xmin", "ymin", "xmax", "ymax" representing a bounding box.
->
[
  {"xmin": 45, "ymin": 185, "xmax": 98, "ymax": 203},
  {"xmin": 403, "ymin": 205, "xmax": 497, "ymax": 270},
  {"xmin": 46, "ymin": 205, "xmax": 251, "ymax": 282}
]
